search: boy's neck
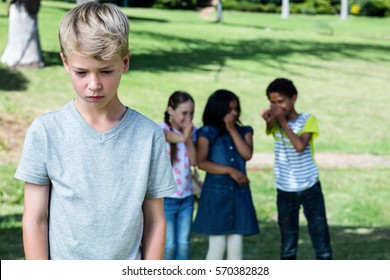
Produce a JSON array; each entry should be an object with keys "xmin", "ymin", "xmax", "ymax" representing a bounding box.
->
[
  {"xmin": 286, "ymin": 110, "xmax": 299, "ymax": 121},
  {"xmin": 74, "ymin": 98, "xmax": 127, "ymax": 132}
]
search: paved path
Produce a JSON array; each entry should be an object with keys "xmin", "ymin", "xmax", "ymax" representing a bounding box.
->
[{"xmin": 247, "ymin": 153, "xmax": 390, "ymax": 170}]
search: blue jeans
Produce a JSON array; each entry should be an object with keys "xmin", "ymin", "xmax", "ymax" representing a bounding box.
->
[
  {"xmin": 164, "ymin": 195, "xmax": 194, "ymax": 260},
  {"xmin": 277, "ymin": 181, "xmax": 332, "ymax": 260}
]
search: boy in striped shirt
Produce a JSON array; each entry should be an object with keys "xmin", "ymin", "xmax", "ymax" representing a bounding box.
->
[{"xmin": 262, "ymin": 78, "xmax": 332, "ymax": 260}]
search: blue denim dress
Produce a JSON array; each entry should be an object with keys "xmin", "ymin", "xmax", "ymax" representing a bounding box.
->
[{"xmin": 192, "ymin": 125, "xmax": 260, "ymax": 236}]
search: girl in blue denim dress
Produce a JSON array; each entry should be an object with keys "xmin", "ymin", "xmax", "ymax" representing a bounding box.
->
[
  {"xmin": 160, "ymin": 91, "xmax": 197, "ymax": 260},
  {"xmin": 192, "ymin": 89, "xmax": 259, "ymax": 260}
]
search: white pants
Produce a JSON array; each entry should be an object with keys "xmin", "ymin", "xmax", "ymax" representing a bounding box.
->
[{"xmin": 206, "ymin": 234, "xmax": 243, "ymax": 260}]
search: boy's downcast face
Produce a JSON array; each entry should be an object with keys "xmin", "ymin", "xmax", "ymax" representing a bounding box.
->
[
  {"xmin": 268, "ymin": 92, "xmax": 297, "ymax": 119},
  {"xmin": 61, "ymin": 53, "xmax": 129, "ymax": 108}
]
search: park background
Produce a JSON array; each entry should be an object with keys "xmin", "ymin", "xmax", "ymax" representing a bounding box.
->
[{"xmin": 0, "ymin": 0, "xmax": 389, "ymax": 259}]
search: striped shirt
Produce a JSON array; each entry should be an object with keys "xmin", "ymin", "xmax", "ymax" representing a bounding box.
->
[{"xmin": 267, "ymin": 113, "xmax": 319, "ymax": 192}]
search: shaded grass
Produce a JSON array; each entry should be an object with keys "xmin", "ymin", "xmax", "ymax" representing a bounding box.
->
[
  {"xmin": 2, "ymin": 167, "xmax": 389, "ymax": 260},
  {"xmin": 1, "ymin": 2, "xmax": 390, "ymax": 154},
  {"xmin": 1, "ymin": 1, "xmax": 389, "ymax": 260},
  {"xmin": 0, "ymin": 212, "xmax": 23, "ymax": 260},
  {"xmin": 191, "ymin": 168, "xmax": 390, "ymax": 260},
  {"xmin": 192, "ymin": 224, "xmax": 390, "ymax": 260}
]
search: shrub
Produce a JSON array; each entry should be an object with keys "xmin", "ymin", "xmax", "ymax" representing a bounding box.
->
[
  {"xmin": 149, "ymin": 0, "xmax": 390, "ymax": 17},
  {"xmin": 154, "ymin": 0, "xmax": 195, "ymax": 9},
  {"xmin": 360, "ymin": 0, "xmax": 390, "ymax": 17},
  {"xmin": 263, "ymin": 3, "xmax": 277, "ymax": 12},
  {"xmin": 104, "ymin": 0, "xmax": 157, "ymax": 7}
]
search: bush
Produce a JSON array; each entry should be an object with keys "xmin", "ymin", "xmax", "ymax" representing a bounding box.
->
[
  {"xmin": 223, "ymin": 0, "xmax": 264, "ymax": 12},
  {"xmin": 360, "ymin": 0, "xmax": 390, "ymax": 16},
  {"xmin": 149, "ymin": 0, "xmax": 390, "ymax": 17},
  {"xmin": 100, "ymin": 0, "xmax": 157, "ymax": 7},
  {"xmin": 263, "ymin": 3, "xmax": 277, "ymax": 12},
  {"xmin": 154, "ymin": 0, "xmax": 195, "ymax": 9},
  {"xmin": 225, "ymin": 0, "xmax": 337, "ymax": 14}
]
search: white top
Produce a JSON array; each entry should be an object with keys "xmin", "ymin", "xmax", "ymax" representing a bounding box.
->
[{"xmin": 160, "ymin": 122, "xmax": 194, "ymax": 199}]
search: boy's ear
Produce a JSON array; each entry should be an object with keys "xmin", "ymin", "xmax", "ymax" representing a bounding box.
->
[
  {"xmin": 60, "ymin": 52, "xmax": 70, "ymax": 74},
  {"xmin": 122, "ymin": 51, "xmax": 130, "ymax": 72},
  {"xmin": 291, "ymin": 94, "xmax": 298, "ymax": 104}
]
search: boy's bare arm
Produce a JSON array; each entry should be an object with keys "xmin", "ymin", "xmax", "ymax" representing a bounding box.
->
[
  {"xmin": 270, "ymin": 105, "xmax": 312, "ymax": 152},
  {"xmin": 142, "ymin": 198, "xmax": 165, "ymax": 260},
  {"xmin": 261, "ymin": 108, "xmax": 276, "ymax": 132},
  {"xmin": 278, "ymin": 120, "xmax": 312, "ymax": 153},
  {"xmin": 22, "ymin": 182, "xmax": 50, "ymax": 260}
]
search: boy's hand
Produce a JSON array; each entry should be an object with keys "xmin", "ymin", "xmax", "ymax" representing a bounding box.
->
[
  {"xmin": 261, "ymin": 108, "xmax": 273, "ymax": 122},
  {"xmin": 270, "ymin": 104, "xmax": 286, "ymax": 124}
]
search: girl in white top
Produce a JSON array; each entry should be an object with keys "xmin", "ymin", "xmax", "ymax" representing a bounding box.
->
[{"xmin": 160, "ymin": 91, "xmax": 197, "ymax": 259}]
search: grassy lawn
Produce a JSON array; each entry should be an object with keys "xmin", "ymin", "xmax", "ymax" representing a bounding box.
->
[
  {"xmin": 1, "ymin": 1, "xmax": 389, "ymax": 260},
  {"xmin": 191, "ymin": 168, "xmax": 390, "ymax": 260},
  {"xmin": 1, "ymin": 168, "xmax": 390, "ymax": 260},
  {"xmin": 1, "ymin": 1, "xmax": 390, "ymax": 154}
]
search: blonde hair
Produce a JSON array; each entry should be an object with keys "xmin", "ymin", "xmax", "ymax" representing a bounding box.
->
[{"xmin": 59, "ymin": 2, "xmax": 129, "ymax": 60}]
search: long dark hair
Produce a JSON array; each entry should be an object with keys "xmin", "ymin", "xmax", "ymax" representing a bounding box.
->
[
  {"xmin": 202, "ymin": 89, "xmax": 242, "ymax": 132},
  {"xmin": 164, "ymin": 90, "xmax": 194, "ymax": 164}
]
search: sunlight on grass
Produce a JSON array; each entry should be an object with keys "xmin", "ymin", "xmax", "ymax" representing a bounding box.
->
[
  {"xmin": 1, "ymin": 1, "xmax": 389, "ymax": 260},
  {"xmin": 1, "ymin": 1, "xmax": 390, "ymax": 154},
  {"xmin": 344, "ymin": 228, "xmax": 374, "ymax": 235}
]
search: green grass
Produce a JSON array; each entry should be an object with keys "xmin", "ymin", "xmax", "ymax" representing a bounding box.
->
[
  {"xmin": 1, "ymin": 1, "xmax": 390, "ymax": 154},
  {"xmin": 1, "ymin": 168, "xmax": 389, "ymax": 260},
  {"xmin": 1, "ymin": 1, "xmax": 390, "ymax": 260},
  {"xmin": 193, "ymin": 168, "xmax": 390, "ymax": 260}
]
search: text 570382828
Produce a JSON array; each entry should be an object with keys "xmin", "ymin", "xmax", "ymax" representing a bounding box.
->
[{"xmin": 215, "ymin": 266, "xmax": 269, "ymax": 276}]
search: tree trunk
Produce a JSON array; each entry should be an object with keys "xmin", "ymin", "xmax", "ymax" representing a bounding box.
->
[
  {"xmin": 1, "ymin": 1, "xmax": 44, "ymax": 68},
  {"xmin": 216, "ymin": 0, "xmax": 222, "ymax": 23},
  {"xmin": 340, "ymin": 0, "xmax": 348, "ymax": 20},
  {"xmin": 281, "ymin": 0, "xmax": 289, "ymax": 19}
]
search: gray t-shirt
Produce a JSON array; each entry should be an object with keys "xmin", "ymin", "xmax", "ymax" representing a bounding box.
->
[{"xmin": 15, "ymin": 101, "xmax": 176, "ymax": 259}]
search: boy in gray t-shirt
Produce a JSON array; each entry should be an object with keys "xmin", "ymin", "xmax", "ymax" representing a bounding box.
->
[{"xmin": 15, "ymin": 2, "xmax": 176, "ymax": 260}]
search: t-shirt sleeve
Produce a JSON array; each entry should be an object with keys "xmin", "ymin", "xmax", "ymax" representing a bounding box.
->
[
  {"xmin": 145, "ymin": 129, "xmax": 177, "ymax": 199},
  {"xmin": 15, "ymin": 119, "xmax": 50, "ymax": 185},
  {"xmin": 266, "ymin": 125, "xmax": 277, "ymax": 137},
  {"xmin": 301, "ymin": 115, "xmax": 319, "ymax": 138},
  {"xmin": 159, "ymin": 122, "xmax": 170, "ymax": 131},
  {"xmin": 197, "ymin": 125, "xmax": 212, "ymax": 141},
  {"xmin": 241, "ymin": 125, "xmax": 254, "ymax": 136},
  {"xmin": 192, "ymin": 126, "xmax": 198, "ymax": 142}
]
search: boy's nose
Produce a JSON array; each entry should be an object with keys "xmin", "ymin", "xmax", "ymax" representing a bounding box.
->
[{"xmin": 88, "ymin": 76, "xmax": 101, "ymax": 91}]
